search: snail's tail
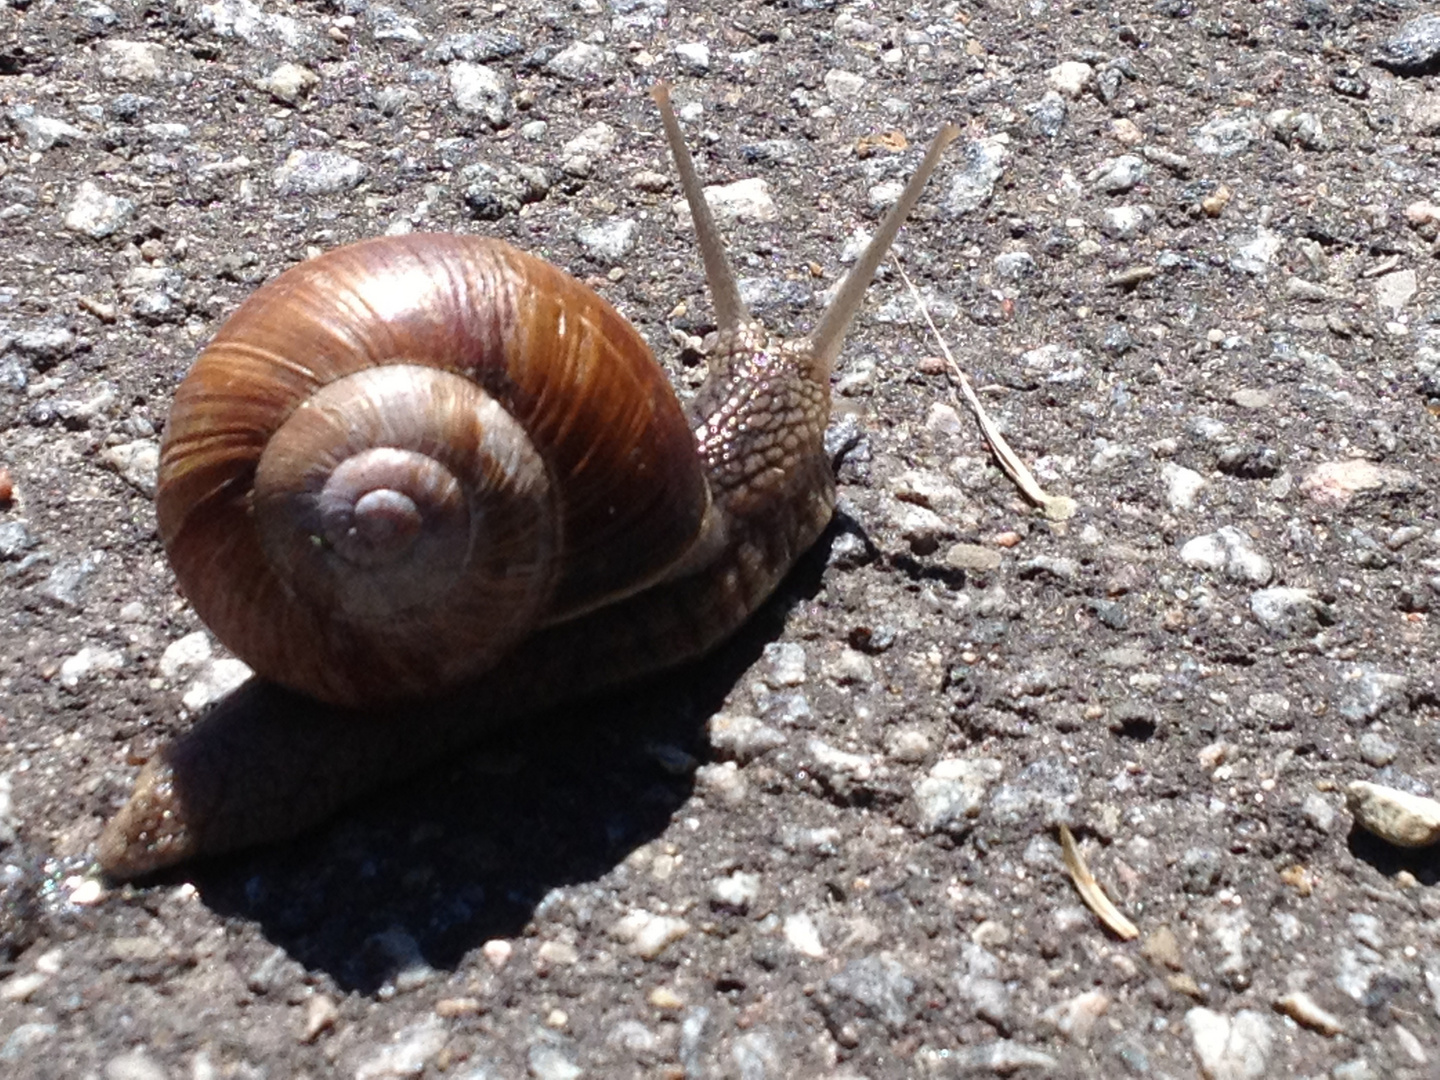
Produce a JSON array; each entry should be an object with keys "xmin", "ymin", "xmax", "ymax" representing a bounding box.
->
[{"xmin": 97, "ymin": 679, "xmax": 491, "ymax": 880}]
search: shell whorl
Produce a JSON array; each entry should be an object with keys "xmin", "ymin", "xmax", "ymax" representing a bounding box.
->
[
  {"xmin": 157, "ymin": 234, "xmax": 710, "ymax": 706},
  {"xmin": 251, "ymin": 364, "xmax": 555, "ymax": 636}
]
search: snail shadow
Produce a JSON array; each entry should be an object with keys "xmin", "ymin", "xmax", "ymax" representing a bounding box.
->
[{"xmin": 182, "ymin": 528, "xmax": 840, "ymax": 993}]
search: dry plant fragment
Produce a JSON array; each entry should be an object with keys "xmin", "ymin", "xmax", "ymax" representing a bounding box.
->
[
  {"xmin": 1278, "ymin": 863, "xmax": 1315, "ymax": 896},
  {"xmin": 897, "ymin": 264, "xmax": 1076, "ymax": 522},
  {"xmin": 1274, "ymin": 991, "xmax": 1344, "ymax": 1036},
  {"xmin": 1059, "ymin": 823, "xmax": 1139, "ymax": 941},
  {"xmin": 856, "ymin": 130, "xmax": 909, "ymax": 156},
  {"xmin": 1106, "ymin": 265, "xmax": 1157, "ymax": 288}
]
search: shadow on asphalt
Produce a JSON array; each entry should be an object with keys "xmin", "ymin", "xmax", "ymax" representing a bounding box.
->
[
  {"xmin": 164, "ymin": 526, "xmax": 841, "ymax": 992},
  {"xmin": 1346, "ymin": 825, "xmax": 1440, "ymax": 887}
]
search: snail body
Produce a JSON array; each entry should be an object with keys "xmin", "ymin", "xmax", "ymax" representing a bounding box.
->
[{"xmin": 99, "ymin": 89, "xmax": 957, "ymax": 878}]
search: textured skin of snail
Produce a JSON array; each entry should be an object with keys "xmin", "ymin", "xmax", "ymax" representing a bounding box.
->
[{"xmin": 98, "ymin": 95, "xmax": 956, "ymax": 878}]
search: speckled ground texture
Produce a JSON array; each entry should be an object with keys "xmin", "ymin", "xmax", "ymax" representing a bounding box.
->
[{"xmin": 2, "ymin": 0, "xmax": 1440, "ymax": 1077}]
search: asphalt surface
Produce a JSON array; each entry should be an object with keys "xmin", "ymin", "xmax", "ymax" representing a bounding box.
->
[{"xmin": 2, "ymin": 0, "xmax": 1440, "ymax": 1077}]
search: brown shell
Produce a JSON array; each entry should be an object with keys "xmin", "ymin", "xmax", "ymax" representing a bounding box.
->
[{"xmin": 157, "ymin": 234, "xmax": 710, "ymax": 706}]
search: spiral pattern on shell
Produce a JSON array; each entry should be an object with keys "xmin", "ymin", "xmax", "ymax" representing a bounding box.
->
[{"xmin": 158, "ymin": 234, "xmax": 710, "ymax": 706}]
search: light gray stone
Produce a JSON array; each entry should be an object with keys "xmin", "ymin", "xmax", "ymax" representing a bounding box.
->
[
  {"xmin": 1358, "ymin": 732, "xmax": 1398, "ymax": 767},
  {"xmin": 64, "ymin": 181, "xmax": 135, "ymax": 239},
  {"xmin": 58, "ymin": 646, "xmax": 124, "ymax": 689},
  {"xmin": 913, "ymin": 758, "xmax": 1002, "ymax": 834},
  {"xmin": 100, "ymin": 439, "xmax": 159, "ymax": 496},
  {"xmin": 1374, "ymin": 269, "xmax": 1418, "ymax": 312},
  {"xmin": 257, "ymin": 63, "xmax": 318, "ymax": 104},
  {"xmin": 1101, "ymin": 204, "xmax": 1154, "ymax": 239},
  {"xmin": 610, "ymin": 910, "xmax": 690, "ymax": 959},
  {"xmin": 1347, "ymin": 781, "xmax": 1440, "ymax": 847},
  {"xmin": 1163, "ymin": 463, "xmax": 1206, "ymax": 510},
  {"xmin": 678, "ymin": 177, "xmax": 776, "ymax": 225},
  {"xmin": 104, "ymin": 1050, "xmax": 168, "ymax": 1080},
  {"xmin": 574, "ymin": 218, "xmax": 637, "ymax": 263},
  {"xmin": 763, "ymin": 642, "xmax": 807, "ymax": 687},
  {"xmin": 545, "ymin": 41, "xmax": 608, "ymax": 80},
  {"xmin": 824, "ymin": 69, "xmax": 866, "ymax": 102},
  {"xmin": 1089, "ymin": 155, "xmax": 1145, "ymax": 193},
  {"xmin": 526, "ymin": 1040, "xmax": 581, "ymax": 1080},
  {"xmin": 273, "ymin": 150, "xmax": 367, "ymax": 195},
  {"xmin": 1376, "ymin": 14, "xmax": 1440, "ymax": 73},
  {"xmin": 99, "ymin": 40, "xmax": 166, "ymax": 81},
  {"xmin": 709, "ymin": 871, "xmax": 760, "ymax": 912},
  {"xmin": 955, "ymin": 942, "xmax": 1009, "ymax": 1027},
  {"xmin": 194, "ymin": 0, "xmax": 307, "ymax": 50},
  {"xmin": 369, "ymin": 7, "xmax": 426, "ymax": 45},
  {"xmin": 355, "ymin": 1017, "xmax": 448, "ymax": 1079},
  {"xmin": 1301, "ymin": 793, "xmax": 1337, "ymax": 834},
  {"xmin": 1186, "ymin": 1007, "xmax": 1274, "ymax": 1080},
  {"xmin": 1179, "ymin": 527, "xmax": 1272, "ymax": 585},
  {"xmin": 448, "ymin": 62, "xmax": 512, "ymax": 127},
  {"xmin": 1193, "ymin": 113, "xmax": 1262, "ymax": 156},
  {"xmin": 674, "ymin": 42, "xmax": 710, "ymax": 74},
  {"xmin": 457, "ymin": 160, "xmax": 550, "ymax": 220},
  {"xmin": 943, "ymin": 138, "xmax": 1006, "ymax": 215},
  {"xmin": 706, "ymin": 713, "xmax": 785, "ymax": 762},
  {"xmin": 1231, "ymin": 227, "xmax": 1282, "ymax": 276},
  {"xmin": 1048, "ymin": 61, "xmax": 1093, "ymax": 98},
  {"xmin": 1250, "ymin": 587, "xmax": 1323, "ymax": 635},
  {"xmin": 180, "ymin": 657, "xmax": 251, "ymax": 712},
  {"xmin": 1336, "ymin": 666, "xmax": 1409, "ymax": 722},
  {"xmin": 8, "ymin": 106, "xmax": 85, "ymax": 151},
  {"xmin": 828, "ymin": 954, "xmax": 915, "ymax": 1032},
  {"xmin": 1265, "ymin": 108, "xmax": 1326, "ymax": 150}
]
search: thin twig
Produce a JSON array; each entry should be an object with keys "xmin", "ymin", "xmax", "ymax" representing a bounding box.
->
[
  {"xmin": 1059, "ymin": 824, "xmax": 1139, "ymax": 941},
  {"xmin": 896, "ymin": 264, "xmax": 1076, "ymax": 521}
]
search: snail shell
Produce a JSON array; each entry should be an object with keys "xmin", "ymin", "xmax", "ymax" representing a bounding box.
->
[
  {"xmin": 161, "ymin": 235, "xmax": 711, "ymax": 706},
  {"xmin": 99, "ymin": 87, "xmax": 957, "ymax": 877}
]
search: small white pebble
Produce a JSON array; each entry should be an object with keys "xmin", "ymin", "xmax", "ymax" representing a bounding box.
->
[
  {"xmin": 537, "ymin": 940, "xmax": 579, "ymax": 966},
  {"xmin": 709, "ymin": 870, "xmax": 761, "ymax": 911},
  {"xmin": 886, "ymin": 729, "xmax": 931, "ymax": 764},
  {"xmin": 782, "ymin": 912, "xmax": 825, "ymax": 958},
  {"xmin": 763, "ymin": 642, "xmax": 807, "ymax": 686},
  {"xmin": 610, "ymin": 910, "xmax": 690, "ymax": 959},
  {"xmin": 33, "ymin": 948, "xmax": 64, "ymax": 975},
  {"xmin": 159, "ymin": 631, "xmax": 213, "ymax": 680},
  {"xmin": 1161, "ymin": 463, "xmax": 1205, "ymax": 511},
  {"xmin": 673, "ymin": 42, "xmax": 710, "ymax": 73},
  {"xmin": 1048, "ymin": 61, "xmax": 1093, "ymax": 98},
  {"xmin": 694, "ymin": 761, "xmax": 748, "ymax": 806},
  {"xmin": 0, "ymin": 971, "xmax": 47, "ymax": 1002},
  {"xmin": 302, "ymin": 994, "xmax": 339, "ymax": 1043},
  {"xmin": 481, "ymin": 939, "xmax": 512, "ymax": 968},
  {"xmin": 181, "ymin": 657, "xmax": 252, "ymax": 711},
  {"xmin": 647, "ymin": 986, "xmax": 685, "ymax": 1010},
  {"xmin": 58, "ymin": 646, "xmax": 124, "ymax": 688},
  {"xmin": 68, "ymin": 877, "xmax": 106, "ymax": 906},
  {"xmin": 925, "ymin": 402, "xmax": 964, "ymax": 436}
]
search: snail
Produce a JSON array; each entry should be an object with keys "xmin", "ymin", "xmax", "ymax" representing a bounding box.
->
[{"xmin": 97, "ymin": 87, "xmax": 958, "ymax": 879}]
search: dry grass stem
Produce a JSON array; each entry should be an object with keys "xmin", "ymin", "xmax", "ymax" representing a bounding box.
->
[
  {"xmin": 1059, "ymin": 824, "xmax": 1139, "ymax": 941},
  {"xmin": 896, "ymin": 263, "xmax": 1076, "ymax": 521}
]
